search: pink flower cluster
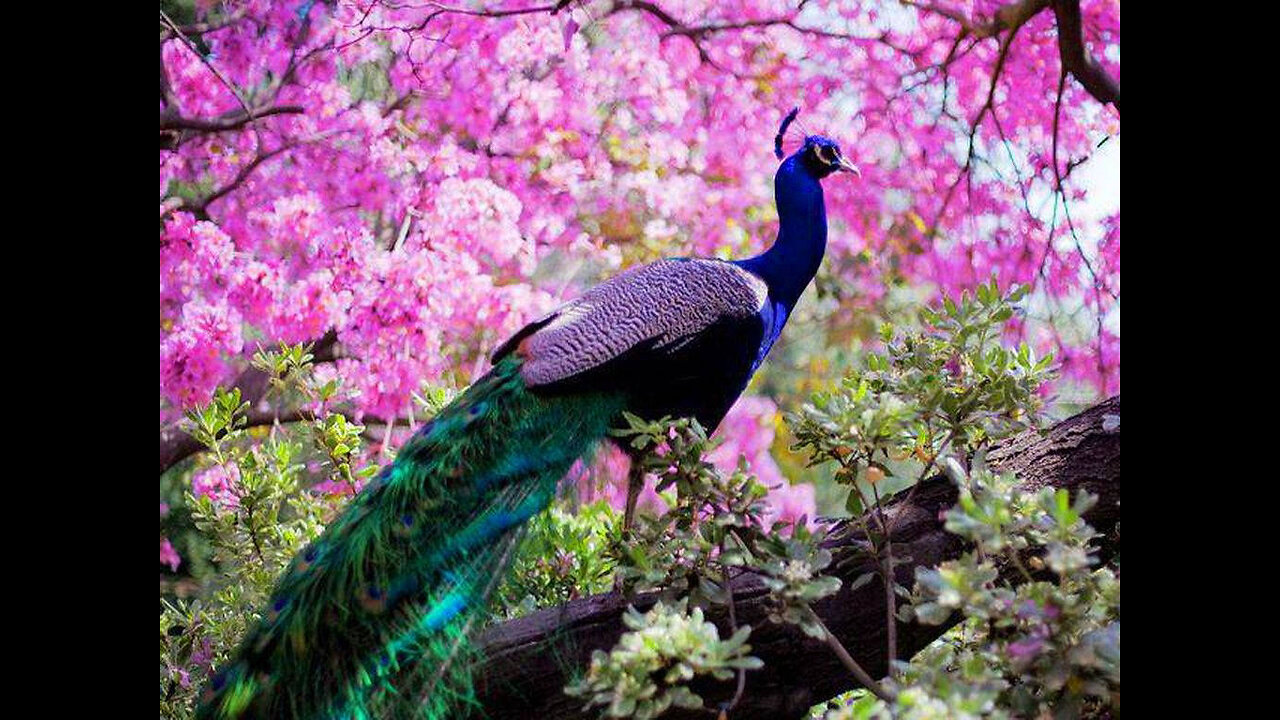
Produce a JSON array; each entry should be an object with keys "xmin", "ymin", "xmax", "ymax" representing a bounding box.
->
[
  {"xmin": 191, "ymin": 463, "xmax": 241, "ymax": 510},
  {"xmin": 161, "ymin": 537, "xmax": 181, "ymax": 572},
  {"xmin": 160, "ymin": 1, "xmax": 1119, "ymax": 514},
  {"xmin": 161, "ymin": 502, "xmax": 180, "ymax": 571},
  {"xmin": 711, "ymin": 396, "xmax": 817, "ymax": 530}
]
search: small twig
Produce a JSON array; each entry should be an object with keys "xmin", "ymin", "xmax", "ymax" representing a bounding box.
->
[
  {"xmin": 381, "ymin": 416, "xmax": 395, "ymax": 460},
  {"xmin": 158, "ymin": 7, "xmax": 248, "ymax": 40},
  {"xmin": 800, "ymin": 606, "xmax": 896, "ymax": 703},
  {"xmin": 182, "ymin": 143, "xmax": 293, "ymax": 216},
  {"xmin": 425, "ymin": 1, "xmax": 558, "ymax": 19},
  {"xmin": 159, "ymin": 8, "xmax": 253, "ymax": 119},
  {"xmin": 159, "ymin": 8, "xmax": 308, "ymax": 148},
  {"xmin": 900, "ymin": 0, "xmax": 1049, "ymax": 39},
  {"xmin": 622, "ymin": 458, "xmax": 646, "ymax": 539},
  {"xmin": 241, "ymin": 499, "xmax": 268, "ymax": 565},
  {"xmin": 869, "ymin": 481, "xmax": 897, "ymax": 674},
  {"xmin": 391, "ymin": 211, "xmax": 416, "ymax": 253},
  {"xmin": 723, "ymin": 565, "xmax": 747, "ymax": 713}
]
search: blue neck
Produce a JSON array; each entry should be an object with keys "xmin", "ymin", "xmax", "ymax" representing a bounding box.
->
[{"xmin": 736, "ymin": 153, "xmax": 828, "ymax": 311}]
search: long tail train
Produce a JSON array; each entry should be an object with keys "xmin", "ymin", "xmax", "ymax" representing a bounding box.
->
[{"xmin": 196, "ymin": 356, "xmax": 624, "ymax": 719}]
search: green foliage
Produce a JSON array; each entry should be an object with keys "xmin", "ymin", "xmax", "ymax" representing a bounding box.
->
[
  {"xmin": 251, "ymin": 343, "xmax": 377, "ymax": 490},
  {"xmin": 790, "ymin": 280, "xmax": 1053, "ymax": 515},
  {"xmin": 891, "ymin": 468, "xmax": 1120, "ymax": 718},
  {"xmin": 160, "ymin": 344, "xmax": 371, "ymax": 718},
  {"xmin": 790, "ymin": 284, "xmax": 1117, "ymax": 718},
  {"xmin": 565, "ymin": 601, "xmax": 763, "ymax": 719},
  {"xmin": 576, "ymin": 282, "xmax": 1117, "ymax": 719},
  {"xmin": 611, "ymin": 413, "xmax": 724, "ymax": 498},
  {"xmin": 754, "ymin": 522, "xmax": 843, "ymax": 639},
  {"xmin": 611, "ymin": 415, "xmax": 771, "ymax": 603},
  {"xmin": 575, "ymin": 415, "xmax": 844, "ymax": 714},
  {"xmin": 609, "ymin": 413, "xmax": 839, "ymax": 612},
  {"xmin": 497, "ymin": 500, "xmax": 621, "ymax": 619},
  {"xmin": 818, "ymin": 469, "xmax": 1119, "ymax": 719}
]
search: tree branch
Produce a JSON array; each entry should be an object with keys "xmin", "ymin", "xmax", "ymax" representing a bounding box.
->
[
  {"xmin": 901, "ymin": 0, "xmax": 1049, "ymax": 39},
  {"xmin": 159, "ymin": 7, "xmax": 309, "ymax": 149},
  {"xmin": 159, "ymin": 104, "xmax": 306, "ymax": 134},
  {"xmin": 158, "ymin": 8, "xmax": 248, "ymax": 41},
  {"xmin": 183, "ymin": 143, "xmax": 295, "ymax": 216},
  {"xmin": 1051, "ymin": 0, "xmax": 1120, "ymax": 113},
  {"xmin": 159, "ymin": 331, "xmax": 340, "ymax": 474},
  {"xmin": 474, "ymin": 396, "xmax": 1121, "ymax": 719},
  {"xmin": 608, "ymin": 0, "xmax": 894, "ymax": 70},
  {"xmin": 904, "ymin": 0, "xmax": 1118, "ymax": 114}
]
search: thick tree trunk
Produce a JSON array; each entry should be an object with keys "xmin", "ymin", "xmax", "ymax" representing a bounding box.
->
[{"xmin": 474, "ymin": 396, "xmax": 1120, "ymax": 719}]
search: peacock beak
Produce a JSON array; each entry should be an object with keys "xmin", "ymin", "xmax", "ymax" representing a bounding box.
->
[{"xmin": 836, "ymin": 157, "xmax": 861, "ymax": 176}]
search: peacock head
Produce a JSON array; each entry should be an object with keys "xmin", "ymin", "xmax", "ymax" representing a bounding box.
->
[
  {"xmin": 800, "ymin": 136, "xmax": 859, "ymax": 179},
  {"xmin": 774, "ymin": 107, "xmax": 860, "ymax": 180}
]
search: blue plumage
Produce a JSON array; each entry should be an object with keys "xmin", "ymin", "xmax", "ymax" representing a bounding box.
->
[{"xmin": 505, "ymin": 110, "xmax": 859, "ymax": 432}]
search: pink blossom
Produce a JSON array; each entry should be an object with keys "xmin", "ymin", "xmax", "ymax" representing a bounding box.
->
[
  {"xmin": 762, "ymin": 482, "xmax": 818, "ymax": 531},
  {"xmin": 160, "ymin": 0, "xmax": 1119, "ymax": 465},
  {"xmin": 1006, "ymin": 633, "xmax": 1046, "ymax": 661},
  {"xmin": 191, "ymin": 463, "xmax": 241, "ymax": 509},
  {"xmin": 603, "ymin": 472, "xmax": 671, "ymax": 518},
  {"xmin": 710, "ymin": 395, "xmax": 786, "ymax": 489},
  {"xmin": 160, "ymin": 537, "xmax": 181, "ymax": 572},
  {"xmin": 311, "ymin": 477, "xmax": 366, "ymax": 497}
]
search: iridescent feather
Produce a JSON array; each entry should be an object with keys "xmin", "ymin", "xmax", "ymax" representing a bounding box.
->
[{"xmin": 197, "ymin": 357, "xmax": 625, "ymax": 719}]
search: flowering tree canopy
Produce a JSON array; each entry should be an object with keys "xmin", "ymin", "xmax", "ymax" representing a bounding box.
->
[{"xmin": 160, "ymin": 0, "xmax": 1119, "ymax": 495}]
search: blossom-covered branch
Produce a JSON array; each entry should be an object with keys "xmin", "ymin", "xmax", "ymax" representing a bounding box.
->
[
  {"xmin": 160, "ymin": 0, "xmax": 1120, "ymax": 482},
  {"xmin": 1052, "ymin": 0, "xmax": 1120, "ymax": 112},
  {"xmin": 160, "ymin": 104, "xmax": 307, "ymax": 135}
]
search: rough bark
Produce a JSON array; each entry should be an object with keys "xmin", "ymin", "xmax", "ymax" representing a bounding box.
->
[{"xmin": 474, "ymin": 396, "xmax": 1120, "ymax": 719}]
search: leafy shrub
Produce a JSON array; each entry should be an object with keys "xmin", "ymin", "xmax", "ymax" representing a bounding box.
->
[
  {"xmin": 568, "ymin": 282, "xmax": 1118, "ymax": 719},
  {"xmin": 161, "ymin": 282, "xmax": 1118, "ymax": 719}
]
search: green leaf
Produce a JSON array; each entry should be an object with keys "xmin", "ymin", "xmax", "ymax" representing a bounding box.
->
[
  {"xmin": 848, "ymin": 572, "xmax": 876, "ymax": 593},
  {"xmin": 845, "ymin": 490, "xmax": 864, "ymax": 515}
]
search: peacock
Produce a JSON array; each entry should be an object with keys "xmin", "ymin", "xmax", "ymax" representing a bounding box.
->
[{"xmin": 196, "ymin": 108, "xmax": 859, "ymax": 720}]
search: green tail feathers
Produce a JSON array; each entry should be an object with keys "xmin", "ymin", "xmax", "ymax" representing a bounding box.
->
[{"xmin": 197, "ymin": 357, "xmax": 625, "ymax": 719}]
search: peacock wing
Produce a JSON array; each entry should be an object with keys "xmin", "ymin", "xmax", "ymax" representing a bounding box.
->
[{"xmin": 493, "ymin": 258, "xmax": 770, "ymax": 389}]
